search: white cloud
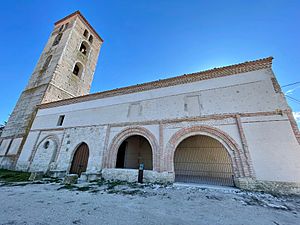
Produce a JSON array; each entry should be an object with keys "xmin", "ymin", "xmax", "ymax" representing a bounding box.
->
[
  {"xmin": 292, "ymin": 112, "xmax": 300, "ymax": 123},
  {"xmin": 285, "ymin": 85, "xmax": 300, "ymax": 95}
]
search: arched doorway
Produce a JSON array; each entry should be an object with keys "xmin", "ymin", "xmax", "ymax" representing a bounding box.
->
[
  {"xmin": 116, "ymin": 135, "xmax": 153, "ymax": 170},
  {"xmin": 70, "ymin": 143, "xmax": 89, "ymax": 176},
  {"xmin": 174, "ymin": 135, "xmax": 234, "ymax": 186}
]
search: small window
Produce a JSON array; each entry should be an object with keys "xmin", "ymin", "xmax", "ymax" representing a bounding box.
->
[
  {"xmin": 83, "ymin": 29, "xmax": 89, "ymax": 37},
  {"xmin": 43, "ymin": 141, "xmax": 50, "ymax": 149},
  {"xmin": 88, "ymin": 35, "xmax": 93, "ymax": 44},
  {"xmin": 79, "ymin": 42, "xmax": 88, "ymax": 55},
  {"xmin": 53, "ymin": 33, "xmax": 63, "ymax": 46},
  {"xmin": 72, "ymin": 62, "xmax": 83, "ymax": 77},
  {"xmin": 64, "ymin": 22, "xmax": 69, "ymax": 30},
  {"xmin": 57, "ymin": 115, "xmax": 65, "ymax": 126},
  {"xmin": 58, "ymin": 24, "xmax": 64, "ymax": 32},
  {"xmin": 73, "ymin": 64, "xmax": 80, "ymax": 75},
  {"xmin": 42, "ymin": 55, "xmax": 52, "ymax": 71}
]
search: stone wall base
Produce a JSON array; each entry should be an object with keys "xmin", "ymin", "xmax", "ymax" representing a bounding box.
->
[
  {"xmin": 49, "ymin": 170, "xmax": 67, "ymax": 179},
  {"xmin": 102, "ymin": 168, "xmax": 174, "ymax": 184},
  {"xmin": 63, "ymin": 174, "xmax": 78, "ymax": 185},
  {"xmin": 235, "ymin": 178, "xmax": 300, "ymax": 195},
  {"xmin": 15, "ymin": 161, "xmax": 30, "ymax": 172},
  {"xmin": 29, "ymin": 172, "xmax": 44, "ymax": 181},
  {"xmin": 79, "ymin": 172, "xmax": 102, "ymax": 182}
]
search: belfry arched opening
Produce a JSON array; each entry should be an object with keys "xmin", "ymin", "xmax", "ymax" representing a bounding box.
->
[
  {"xmin": 116, "ymin": 135, "xmax": 153, "ymax": 170},
  {"xmin": 174, "ymin": 135, "xmax": 234, "ymax": 186}
]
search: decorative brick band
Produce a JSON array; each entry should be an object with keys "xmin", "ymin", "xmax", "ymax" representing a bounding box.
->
[
  {"xmin": 164, "ymin": 125, "xmax": 254, "ymax": 178},
  {"xmin": 235, "ymin": 115, "xmax": 256, "ymax": 178},
  {"xmin": 286, "ymin": 109, "xmax": 300, "ymax": 144},
  {"xmin": 105, "ymin": 126, "xmax": 160, "ymax": 171}
]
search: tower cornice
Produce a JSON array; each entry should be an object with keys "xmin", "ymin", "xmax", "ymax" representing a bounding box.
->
[{"xmin": 54, "ymin": 10, "xmax": 104, "ymax": 42}]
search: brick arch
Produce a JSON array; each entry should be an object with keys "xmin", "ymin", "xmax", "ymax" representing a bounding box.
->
[
  {"xmin": 105, "ymin": 127, "xmax": 159, "ymax": 171},
  {"xmin": 165, "ymin": 125, "xmax": 251, "ymax": 178}
]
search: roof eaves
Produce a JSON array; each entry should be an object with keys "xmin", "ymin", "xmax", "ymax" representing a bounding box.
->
[{"xmin": 38, "ymin": 56, "xmax": 273, "ymax": 109}]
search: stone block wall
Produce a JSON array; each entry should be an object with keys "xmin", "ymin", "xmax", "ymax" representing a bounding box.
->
[{"xmin": 0, "ymin": 12, "xmax": 102, "ymax": 169}]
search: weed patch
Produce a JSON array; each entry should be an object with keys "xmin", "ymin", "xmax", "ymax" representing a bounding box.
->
[{"xmin": 0, "ymin": 169, "xmax": 30, "ymax": 182}]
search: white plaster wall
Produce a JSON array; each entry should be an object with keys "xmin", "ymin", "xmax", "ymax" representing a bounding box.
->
[
  {"xmin": 7, "ymin": 138, "xmax": 23, "ymax": 155},
  {"xmin": 32, "ymin": 69, "xmax": 283, "ymax": 130},
  {"xmin": 0, "ymin": 139, "xmax": 11, "ymax": 156},
  {"xmin": 20, "ymin": 67, "xmax": 300, "ymax": 183},
  {"xmin": 18, "ymin": 131, "xmax": 40, "ymax": 162},
  {"xmin": 16, "ymin": 131, "xmax": 40, "ymax": 171},
  {"xmin": 243, "ymin": 119, "xmax": 300, "ymax": 182}
]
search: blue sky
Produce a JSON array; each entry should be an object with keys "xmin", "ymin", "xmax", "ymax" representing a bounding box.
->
[{"xmin": 0, "ymin": 0, "xmax": 299, "ymax": 126}]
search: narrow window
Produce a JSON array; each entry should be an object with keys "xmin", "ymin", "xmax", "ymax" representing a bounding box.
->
[
  {"xmin": 53, "ymin": 33, "xmax": 63, "ymax": 46},
  {"xmin": 88, "ymin": 35, "xmax": 93, "ymax": 44},
  {"xmin": 79, "ymin": 42, "xmax": 87, "ymax": 55},
  {"xmin": 83, "ymin": 29, "xmax": 89, "ymax": 37},
  {"xmin": 58, "ymin": 24, "xmax": 64, "ymax": 32},
  {"xmin": 73, "ymin": 64, "xmax": 79, "ymax": 75},
  {"xmin": 44, "ymin": 141, "xmax": 50, "ymax": 149},
  {"xmin": 57, "ymin": 115, "xmax": 65, "ymax": 126},
  {"xmin": 64, "ymin": 22, "xmax": 69, "ymax": 30},
  {"xmin": 42, "ymin": 55, "xmax": 52, "ymax": 71},
  {"xmin": 73, "ymin": 62, "xmax": 83, "ymax": 77},
  {"xmin": 72, "ymin": 62, "xmax": 83, "ymax": 77}
]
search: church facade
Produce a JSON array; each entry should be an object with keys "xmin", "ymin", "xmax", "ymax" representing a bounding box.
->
[{"xmin": 1, "ymin": 12, "xmax": 300, "ymax": 193}]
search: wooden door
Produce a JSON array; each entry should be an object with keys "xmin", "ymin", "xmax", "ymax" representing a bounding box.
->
[{"xmin": 70, "ymin": 143, "xmax": 89, "ymax": 176}]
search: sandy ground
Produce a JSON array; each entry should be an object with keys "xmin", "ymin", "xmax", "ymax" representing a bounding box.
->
[{"xmin": 0, "ymin": 181, "xmax": 299, "ymax": 225}]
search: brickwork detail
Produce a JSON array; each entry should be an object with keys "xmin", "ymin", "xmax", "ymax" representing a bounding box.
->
[
  {"xmin": 271, "ymin": 77, "xmax": 282, "ymax": 93},
  {"xmin": 235, "ymin": 115, "xmax": 256, "ymax": 178},
  {"xmin": 286, "ymin": 109, "xmax": 300, "ymax": 144},
  {"xmin": 164, "ymin": 125, "xmax": 254, "ymax": 179},
  {"xmin": 105, "ymin": 127, "xmax": 160, "ymax": 171}
]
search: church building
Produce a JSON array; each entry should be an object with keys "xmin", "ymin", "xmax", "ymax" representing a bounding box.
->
[{"xmin": 1, "ymin": 11, "xmax": 300, "ymax": 193}]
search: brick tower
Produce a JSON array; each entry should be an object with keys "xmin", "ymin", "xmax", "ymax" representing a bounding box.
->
[{"xmin": 0, "ymin": 11, "xmax": 103, "ymax": 168}]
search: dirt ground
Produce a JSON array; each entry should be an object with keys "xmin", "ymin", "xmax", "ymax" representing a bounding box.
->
[{"xmin": 0, "ymin": 181, "xmax": 299, "ymax": 225}]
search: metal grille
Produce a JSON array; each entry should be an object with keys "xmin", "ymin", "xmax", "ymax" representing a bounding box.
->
[{"xmin": 174, "ymin": 135, "xmax": 234, "ymax": 186}]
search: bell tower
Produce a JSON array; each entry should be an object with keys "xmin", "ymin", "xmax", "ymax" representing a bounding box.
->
[{"xmin": 0, "ymin": 11, "xmax": 103, "ymax": 168}]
